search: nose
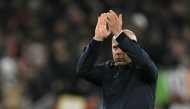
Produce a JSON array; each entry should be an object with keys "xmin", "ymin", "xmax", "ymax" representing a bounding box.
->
[{"xmin": 116, "ymin": 48, "xmax": 122, "ymax": 54}]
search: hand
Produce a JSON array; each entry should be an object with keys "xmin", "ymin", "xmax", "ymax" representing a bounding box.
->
[
  {"xmin": 106, "ymin": 10, "xmax": 122, "ymax": 36},
  {"xmin": 94, "ymin": 13, "xmax": 111, "ymax": 41}
]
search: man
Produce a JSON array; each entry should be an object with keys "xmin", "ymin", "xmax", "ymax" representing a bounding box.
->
[{"xmin": 77, "ymin": 10, "xmax": 158, "ymax": 109}]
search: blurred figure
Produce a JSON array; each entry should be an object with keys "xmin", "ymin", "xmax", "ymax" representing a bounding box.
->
[
  {"xmin": 25, "ymin": 43, "xmax": 51, "ymax": 101},
  {"xmin": 50, "ymin": 38, "xmax": 77, "ymax": 94}
]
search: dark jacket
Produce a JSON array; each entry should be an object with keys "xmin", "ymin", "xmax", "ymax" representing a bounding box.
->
[{"xmin": 77, "ymin": 32, "xmax": 158, "ymax": 109}]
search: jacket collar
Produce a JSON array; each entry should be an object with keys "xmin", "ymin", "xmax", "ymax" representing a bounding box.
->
[{"xmin": 111, "ymin": 61, "xmax": 134, "ymax": 68}]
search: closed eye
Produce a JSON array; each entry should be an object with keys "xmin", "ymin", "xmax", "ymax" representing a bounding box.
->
[{"xmin": 113, "ymin": 46, "xmax": 118, "ymax": 50}]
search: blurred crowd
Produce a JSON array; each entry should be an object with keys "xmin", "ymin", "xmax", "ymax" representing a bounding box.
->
[{"xmin": 0, "ymin": 0, "xmax": 190, "ymax": 109}]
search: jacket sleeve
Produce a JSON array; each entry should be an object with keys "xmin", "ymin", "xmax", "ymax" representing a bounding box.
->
[
  {"xmin": 76, "ymin": 39, "xmax": 106, "ymax": 87},
  {"xmin": 116, "ymin": 32, "xmax": 158, "ymax": 82}
]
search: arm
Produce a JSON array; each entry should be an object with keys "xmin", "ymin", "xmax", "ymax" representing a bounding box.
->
[
  {"xmin": 77, "ymin": 39, "xmax": 106, "ymax": 87},
  {"xmin": 76, "ymin": 13, "xmax": 111, "ymax": 87},
  {"xmin": 117, "ymin": 32, "xmax": 158, "ymax": 81},
  {"xmin": 106, "ymin": 10, "xmax": 158, "ymax": 82}
]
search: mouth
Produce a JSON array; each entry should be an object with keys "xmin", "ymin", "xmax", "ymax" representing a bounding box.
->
[{"xmin": 116, "ymin": 58, "xmax": 124, "ymax": 62}]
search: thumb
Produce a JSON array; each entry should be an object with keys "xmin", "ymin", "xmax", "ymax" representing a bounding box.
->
[
  {"xmin": 107, "ymin": 29, "xmax": 111, "ymax": 35},
  {"xmin": 107, "ymin": 27, "xmax": 111, "ymax": 32}
]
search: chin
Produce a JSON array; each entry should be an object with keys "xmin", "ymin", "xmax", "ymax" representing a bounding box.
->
[{"xmin": 115, "ymin": 62, "xmax": 127, "ymax": 66}]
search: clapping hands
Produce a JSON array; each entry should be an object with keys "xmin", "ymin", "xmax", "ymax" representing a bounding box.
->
[
  {"xmin": 94, "ymin": 13, "xmax": 111, "ymax": 41},
  {"xmin": 94, "ymin": 10, "xmax": 122, "ymax": 41},
  {"xmin": 106, "ymin": 10, "xmax": 122, "ymax": 36}
]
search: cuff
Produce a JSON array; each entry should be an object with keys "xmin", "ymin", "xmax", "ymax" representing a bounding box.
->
[
  {"xmin": 89, "ymin": 39, "xmax": 103, "ymax": 48},
  {"xmin": 113, "ymin": 31, "xmax": 123, "ymax": 39},
  {"xmin": 115, "ymin": 32, "xmax": 127, "ymax": 43}
]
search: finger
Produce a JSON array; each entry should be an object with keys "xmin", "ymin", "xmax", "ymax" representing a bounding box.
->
[
  {"xmin": 99, "ymin": 14, "xmax": 102, "ymax": 24},
  {"xmin": 119, "ymin": 14, "xmax": 122, "ymax": 23},
  {"xmin": 108, "ymin": 11, "xmax": 119, "ymax": 22},
  {"xmin": 101, "ymin": 14, "xmax": 105, "ymax": 25},
  {"xmin": 106, "ymin": 17, "xmax": 112, "ymax": 26},
  {"xmin": 98, "ymin": 16, "xmax": 101, "ymax": 24},
  {"xmin": 101, "ymin": 14, "xmax": 104, "ymax": 24},
  {"xmin": 106, "ymin": 13, "xmax": 115, "ymax": 22},
  {"xmin": 96, "ymin": 16, "xmax": 100, "ymax": 27},
  {"xmin": 110, "ymin": 10, "xmax": 118, "ymax": 18},
  {"xmin": 102, "ymin": 13, "xmax": 107, "ymax": 25}
]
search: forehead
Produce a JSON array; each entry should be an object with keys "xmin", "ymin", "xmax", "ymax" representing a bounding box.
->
[{"xmin": 112, "ymin": 39, "xmax": 118, "ymax": 46}]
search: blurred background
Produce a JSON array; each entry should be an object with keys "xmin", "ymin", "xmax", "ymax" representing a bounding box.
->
[{"xmin": 0, "ymin": 0, "xmax": 190, "ymax": 109}]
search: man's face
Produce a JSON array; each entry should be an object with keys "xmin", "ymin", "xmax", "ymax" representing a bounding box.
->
[{"xmin": 112, "ymin": 39, "xmax": 131, "ymax": 66}]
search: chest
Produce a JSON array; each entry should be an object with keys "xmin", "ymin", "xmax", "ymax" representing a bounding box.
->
[{"xmin": 102, "ymin": 67, "xmax": 147, "ymax": 98}]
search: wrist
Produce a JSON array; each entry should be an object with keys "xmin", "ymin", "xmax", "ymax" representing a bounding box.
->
[
  {"xmin": 113, "ymin": 29, "xmax": 122, "ymax": 36},
  {"xmin": 113, "ymin": 30, "xmax": 123, "ymax": 39},
  {"xmin": 94, "ymin": 36, "xmax": 104, "ymax": 41}
]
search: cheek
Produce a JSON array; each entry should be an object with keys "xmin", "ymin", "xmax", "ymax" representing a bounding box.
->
[
  {"xmin": 122, "ymin": 53, "xmax": 129, "ymax": 59},
  {"xmin": 112, "ymin": 51, "xmax": 115, "ymax": 56},
  {"xmin": 112, "ymin": 53, "xmax": 116, "ymax": 58},
  {"xmin": 112, "ymin": 52, "xmax": 116, "ymax": 59}
]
